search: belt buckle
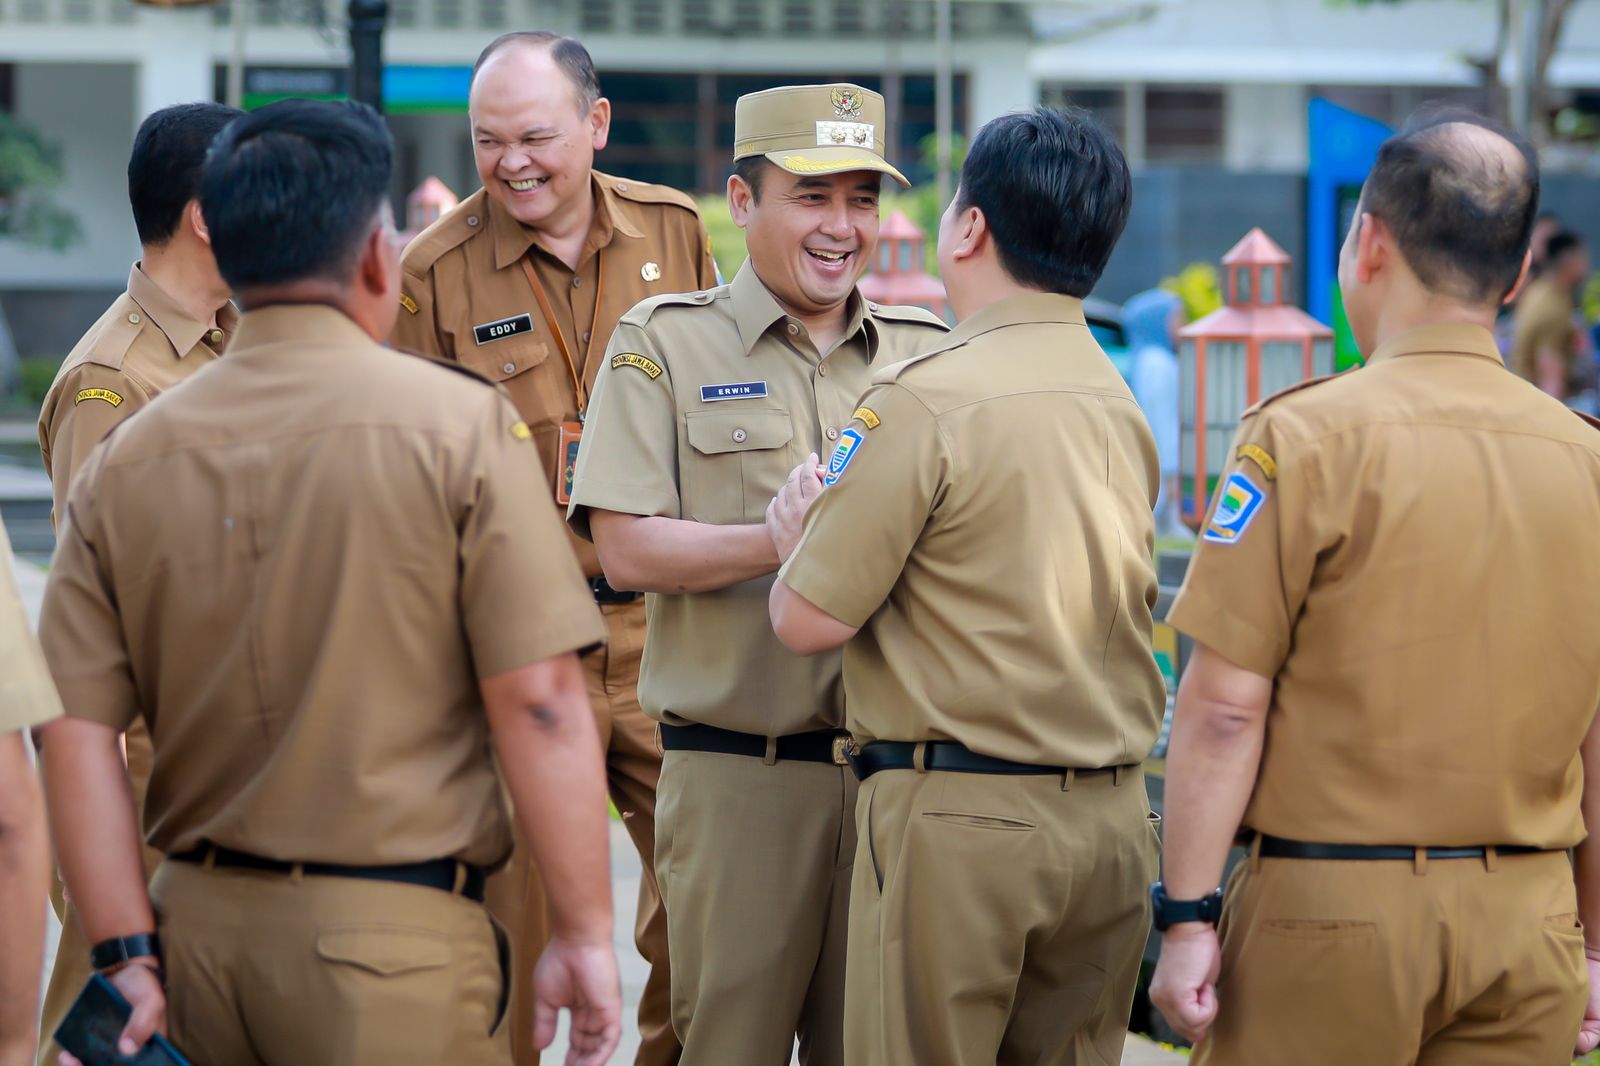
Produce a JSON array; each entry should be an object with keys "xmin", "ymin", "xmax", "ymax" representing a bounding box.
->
[{"xmin": 831, "ymin": 734, "xmax": 855, "ymax": 766}]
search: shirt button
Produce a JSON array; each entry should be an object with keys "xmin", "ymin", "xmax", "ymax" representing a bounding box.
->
[
  {"xmin": 732, "ymin": 428, "xmax": 748, "ymax": 443},
  {"xmin": 817, "ymin": 363, "xmax": 828, "ymax": 377},
  {"xmin": 128, "ymin": 312, "xmax": 141, "ymax": 324},
  {"xmin": 573, "ymin": 277, "xmax": 582, "ymax": 289},
  {"xmin": 208, "ymin": 329, "xmax": 223, "ymax": 345},
  {"xmin": 618, "ymin": 183, "xmax": 630, "ymax": 191},
  {"xmin": 503, "ymin": 362, "xmax": 516, "ymax": 374},
  {"xmin": 787, "ymin": 323, "xmax": 799, "ymax": 336},
  {"xmin": 826, "ymin": 427, "xmax": 840, "ymax": 441},
  {"xmin": 467, "ymin": 215, "xmax": 480, "ymax": 226},
  {"xmin": 582, "ymin": 330, "xmax": 592, "ymax": 344}
]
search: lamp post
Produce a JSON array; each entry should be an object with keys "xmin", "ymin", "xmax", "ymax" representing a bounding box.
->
[{"xmin": 348, "ymin": 0, "xmax": 388, "ymax": 112}]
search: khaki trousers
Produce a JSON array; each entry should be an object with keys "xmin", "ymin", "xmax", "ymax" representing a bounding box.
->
[
  {"xmin": 846, "ymin": 765, "xmax": 1157, "ymax": 1066},
  {"xmin": 486, "ymin": 597, "xmax": 675, "ymax": 1066},
  {"xmin": 149, "ymin": 858, "xmax": 510, "ymax": 1064},
  {"xmin": 655, "ymin": 747, "xmax": 857, "ymax": 1066},
  {"xmin": 37, "ymin": 719, "xmax": 166, "ymax": 1066},
  {"xmin": 1192, "ymin": 847, "xmax": 1587, "ymax": 1066}
]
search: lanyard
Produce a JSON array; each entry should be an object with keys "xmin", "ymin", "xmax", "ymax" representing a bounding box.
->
[{"xmin": 518, "ymin": 251, "xmax": 606, "ymax": 421}]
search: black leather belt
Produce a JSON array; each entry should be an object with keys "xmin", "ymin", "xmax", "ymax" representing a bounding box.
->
[
  {"xmin": 171, "ymin": 844, "xmax": 488, "ymax": 902},
  {"xmin": 852, "ymin": 740, "xmax": 1133, "ymax": 782},
  {"xmin": 659, "ymin": 723, "xmax": 853, "ymax": 766},
  {"xmin": 589, "ymin": 575, "xmax": 640, "ymax": 604},
  {"xmin": 1257, "ymin": 835, "xmax": 1551, "ymax": 861}
]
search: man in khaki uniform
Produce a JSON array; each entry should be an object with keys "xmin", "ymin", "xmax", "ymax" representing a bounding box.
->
[
  {"xmin": 770, "ymin": 106, "xmax": 1161, "ymax": 1066},
  {"xmin": 1512, "ymin": 230, "xmax": 1590, "ymax": 398},
  {"xmin": 0, "ymin": 524, "xmax": 62, "ymax": 1066},
  {"xmin": 32, "ymin": 100, "xmax": 241, "ymax": 1066},
  {"xmin": 1149, "ymin": 112, "xmax": 1600, "ymax": 1063},
  {"xmin": 392, "ymin": 35, "xmax": 714, "ymax": 1064},
  {"xmin": 39, "ymin": 100, "xmax": 619, "ymax": 1066},
  {"xmin": 569, "ymin": 84, "xmax": 947, "ymax": 1064}
]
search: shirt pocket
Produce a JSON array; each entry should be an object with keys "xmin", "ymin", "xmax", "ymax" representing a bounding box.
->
[
  {"xmin": 683, "ymin": 408, "xmax": 797, "ymax": 524},
  {"xmin": 458, "ymin": 333, "xmax": 553, "ymax": 394}
]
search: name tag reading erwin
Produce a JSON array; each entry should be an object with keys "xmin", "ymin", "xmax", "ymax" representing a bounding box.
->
[
  {"xmin": 699, "ymin": 381, "xmax": 769, "ymax": 403},
  {"xmin": 473, "ymin": 313, "xmax": 534, "ymax": 345}
]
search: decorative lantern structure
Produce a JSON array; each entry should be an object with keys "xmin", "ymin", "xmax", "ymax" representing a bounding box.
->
[
  {"xmin": 1179, "ymin": 228, "xmax": 1334, "ymax": 525},
  {"xmin": 399, "ymin": 177, "xmax": 459, "ymax": 246},
  {"xmin": 858, "ymin": 210, "xmax": 950, "ymax": 323}
]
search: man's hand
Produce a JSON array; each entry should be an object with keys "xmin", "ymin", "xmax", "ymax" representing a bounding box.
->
[
  {"xmin": 531, "ymin": 937, "xmax": 621, "ymax": 1066},
  {"xmin": 56, "ymin": 963, "xmax": 166, "ymax": 1065},
  {"xmin": 1149, "ymin": 925, "xmax": 1222, "ymax": 1045},
  {"xmin": 765, "ymin": 454, "xmax": 825, "ymax": 563},
  {"xmin": 1575, "ymin": 955, "xmax": 1600, "ymax": 1057}
]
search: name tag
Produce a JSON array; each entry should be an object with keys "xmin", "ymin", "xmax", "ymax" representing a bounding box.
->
[
  {"xmin": 473, "ymin": 313, "xmax": 534, "ymax": 345},
  {"xmin": 699, "ymin": 381, "xmax": 768, "ymax": 403}
]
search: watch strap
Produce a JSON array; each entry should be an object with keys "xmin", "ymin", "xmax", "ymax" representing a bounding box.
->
[
  {"xmin": 90, "ymin": 932, "xmax": 162, "ymax": 971},
  {"xmin": 1150, "ymin": 881, "xmax": 1224, "ymax": 930}
]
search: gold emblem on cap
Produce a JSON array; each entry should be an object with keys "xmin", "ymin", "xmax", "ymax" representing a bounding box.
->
[
  {"xmin": 831, "ymin": 87, "xmax": 864, "ymax": 121},
  {"xmin": 641, "ymin": 262, "xmax": 662, "ymax": 282}
]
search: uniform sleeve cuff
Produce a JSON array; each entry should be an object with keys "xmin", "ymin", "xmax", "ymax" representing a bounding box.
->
[
  {"xmin": 779, "ymin": 554, "xmax": 876, "ymax": 630},
  {"xmin": 1166, "ymin": 589, "xmax": 1284, "ymax": 679}
]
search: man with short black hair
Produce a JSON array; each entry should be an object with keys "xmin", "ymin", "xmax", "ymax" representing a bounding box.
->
[
  {"xmin": 33, "ymin": 99, "xmax": 241, "ymax": 1066},
  {"xmin": 1150, "ymin": 110, "xmax": 1600, "ymax": 1064},
  {"xmin": 768, "ymin": 105, "xmax": 1162, "ymax": 1066},
  {"xmin": 393, "ymin": 37, "xmax": 715, "ymax": 1064},
  {"xmin": 40, "ymin": 98, "xmax": 619, "ymax": 1066}
]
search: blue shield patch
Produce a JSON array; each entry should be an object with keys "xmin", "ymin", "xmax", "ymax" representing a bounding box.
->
[
  {"xmin": 1203, "ymin": 472, "xmax": 1266, "ymax": 545},
  {"xmin": 824, "ymin": 428, "xmax": 865, "ymax": 486}
]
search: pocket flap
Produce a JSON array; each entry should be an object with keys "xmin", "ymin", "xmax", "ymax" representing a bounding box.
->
[
  {"xmin": 685, "ymin": 409, "xmax": 794, "ymax": 455},
  {"xmin": 463, "ymin": 336, "xmax": 551, "ymax": 383},
  {"xmin": 316, "ymin": 925, "xmax": 452, "ymax": 976}
]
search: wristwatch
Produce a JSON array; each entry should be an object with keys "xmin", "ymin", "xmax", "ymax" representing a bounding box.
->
[
  {"xmin": 1149, "ymin": 881, "xmax": 1224, "ymax": 931},
  {"xmin": 90, "ymin": 932, "xmax": 162, "ymax": 972}
]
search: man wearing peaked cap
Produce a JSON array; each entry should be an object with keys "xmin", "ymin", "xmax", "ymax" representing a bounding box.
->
[{"xmin": 567, "ymin": 82, "xmax": 947, "ymax": 1064}]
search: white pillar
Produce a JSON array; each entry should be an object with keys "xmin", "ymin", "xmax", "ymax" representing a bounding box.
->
[
  {"xmin": 967, "ymin": 42, "xmax": 1037, "ymax": 128},
  {"xmin": 135, "ymin": 11, "xmax": 218, "ymax": 119}
]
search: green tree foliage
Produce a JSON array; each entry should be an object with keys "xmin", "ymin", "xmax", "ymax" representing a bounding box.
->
[{"xmin": 0, "ymin": 111, "xmax": 82, "ymax": 250}]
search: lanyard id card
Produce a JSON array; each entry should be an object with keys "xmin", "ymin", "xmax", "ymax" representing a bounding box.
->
[{"xmin": 556, "ymin": 420, "xmax": 583, "ymax": 505}]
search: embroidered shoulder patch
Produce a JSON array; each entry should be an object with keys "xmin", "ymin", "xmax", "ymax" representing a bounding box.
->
[
  {"xmin": 612, "ymin": 352, "xmax": 664, "ymax": 379},
  {"xmin": 1236, "ymin": 443, "xmax": 1277, "ymax": 480},
  {"xmin": 74, "ymin": 388, "xmax": 124, "ymax": 408},
  {"xmin": 399, "ymin": 292, "xmax": 419, "ymax": 315},
  {"xmin": 852, "ymin": 406, "xmax": 881, "ymax": 430},
  {"xmin": 823, "ymin": 427, "xmax": 866, "ymax": 486},
  {"xmin": 1203, "ymin": 472, "xmax": 1266, "ymax": 545}
]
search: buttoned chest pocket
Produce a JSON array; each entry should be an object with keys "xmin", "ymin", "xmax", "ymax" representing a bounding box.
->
[
  {"xmin": 457, "ymin": 329, "xmax": 561, "ymax": 421},
  {"xmin": 683, "ymin": 409, "xmax": 797, "ymax": 524}
]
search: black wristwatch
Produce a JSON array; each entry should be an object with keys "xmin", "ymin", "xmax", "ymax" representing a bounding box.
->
[
  {"xmin": 1149, "ymin": 882, "xmax": 1224, "ymax": 931},
  {"xmin": 90, "ymin": 932, "xmax": 162, "ymax": 972}
]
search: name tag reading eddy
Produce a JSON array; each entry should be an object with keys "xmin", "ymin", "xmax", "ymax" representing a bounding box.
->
[{"xmin": 474, "ymin": 313, "xmax": 534, "ymax": 346}]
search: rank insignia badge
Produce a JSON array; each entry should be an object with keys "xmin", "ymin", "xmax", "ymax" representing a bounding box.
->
[
  {"xmin": 831, "ymin": 87, "xmax": 864, "ymax": 120},
  {"xmin": 824, "ymin": 427, "xmax": 865, "ymax": 486},
  {"xmin": 1203, "ymin": 472, "xmax": 1266, "ymax": 544}
]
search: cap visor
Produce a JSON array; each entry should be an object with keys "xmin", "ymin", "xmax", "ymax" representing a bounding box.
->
[{"xmin": 765, "ymin": 148, "xmax": 910, "ymax": 188}]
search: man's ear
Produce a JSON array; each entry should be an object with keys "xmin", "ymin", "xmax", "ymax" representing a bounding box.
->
[
  {"xmin": 1503, "ymin": 248, "xmax": 1534, "ymax": 306},
  {"xmin": 187, "ymin": 200, "xmax": 212, "ymax": 248},
  {"xmin": 358, "ymin": 223, "xmax": 393, "ymax": 297},
  {"xmin": 1354, "ymin": 211, "xmax": 1386, "ymax": 285},
  {"xmin": 947, "ymin": 205, "xmax": 986, "ymax": 265},
  {"xmin": 727, "ymin": 174, "xmax": 755, "ymax": 230},
  {"xmin": 589, "ymin": 97, "xmax": 612, "ymax": 152}
]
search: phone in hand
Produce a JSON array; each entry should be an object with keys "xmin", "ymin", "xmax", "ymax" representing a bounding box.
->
[{"xmin": 53, "ymin": 972, "xmax": 193, "ymax": 1065}]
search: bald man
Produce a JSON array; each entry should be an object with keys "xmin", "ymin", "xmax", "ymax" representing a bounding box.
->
[
  {"xmin": 391, "ymin": 31, "xmax": 715, "ymax": 1066},
  {"xmin": 1150, "ymin": 111, "xmax": 1600, "ymax": 1064}
]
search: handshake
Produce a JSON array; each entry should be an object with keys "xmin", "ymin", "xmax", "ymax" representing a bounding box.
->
[{"xmin": 765, "ymin": 453, "xmax": 828, "ymax": 564}]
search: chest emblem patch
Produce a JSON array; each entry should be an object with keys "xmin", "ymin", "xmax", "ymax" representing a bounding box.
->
[
  {"xmin": 1203, "ymin": 472, "xmax": 1266, "ymax": 545},
  {"xmin": 473, "ymin": 313, "xmax": 534, "ymax": 345},
  {"xmin": 824, "ymin": 427, "xmax": 865, "ymax": 486},
  {"xmin": 699, "ymin": 381, "xmax": 768, "ymax": 403}
]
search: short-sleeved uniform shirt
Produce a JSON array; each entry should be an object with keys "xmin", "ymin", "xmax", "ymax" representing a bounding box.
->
[
  {"xmin": 1169, "ymin": 322, "xmax": 1600, "ymax": 849},
  {"xmin": 38, "ymin": 264, "xmax": 236, "ymax": 523},
  {"xmin": 393, "ymin": 173, "xmax": 717, "ymax": 577},
  {"xmin": 781, "ymin": 294, "xmax": 1165, "ymax": 767},
  {"xmin": 39, "ymin": 305, "xmax": 604, "ymax": 869},
  {"xmin": 1511, "ymin": 276, "xmax": 1580, "ymax": 389},
  {"xmin": 568, "ymin": 262, "xmax": 948, "ymax": 735},
  {"xmin": 0, "ymin": 522, "xmax": 62, "ymax": 733}
]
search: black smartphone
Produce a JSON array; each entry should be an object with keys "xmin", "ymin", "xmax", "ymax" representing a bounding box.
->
[{"xmin": 53, "ymin": 972, "xmax": 193, "ymax": 1065}]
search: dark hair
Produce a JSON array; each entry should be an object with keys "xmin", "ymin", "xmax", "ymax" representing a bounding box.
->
[
  {"xmin": 954, "ymin": 106, "xmax": 1131, "ymax": 298},
  {"xmin": 1546, "ymin": 230, "xmax": 1586, "ymax": 263},
  {"xmin": 128, "ymin": 102, "xmax": 244, "ymax": 246},
  {"xmin": 732, "ymin": 156, "xmax": 768, "ymax": 203},
  {"xmin": 199, "ymin": 99, "xmax": 393, "ymax": 289},
  {"xmin": 1360, "ymin": 107, "xmax": 1539, "ymax": 303},
  {"xmin": 471, "ymin": 32, "xmax": 601, "ymax": 109}
]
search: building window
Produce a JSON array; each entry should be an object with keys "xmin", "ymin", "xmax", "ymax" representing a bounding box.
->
[
  {"xmin": 1145, "ymin": 86, "xmax": 1224, "ymax": 164},
  {"xmin": 1040, "ymin": 83, "xmax": 1126, "ymax": 145}
]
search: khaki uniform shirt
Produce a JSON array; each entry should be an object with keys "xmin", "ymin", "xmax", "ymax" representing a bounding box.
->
[
  {"xmin": 568, "ymin": 262, "xmax": 948, "ymax": 735},
  {"xmin": 393, "ymin": 174, "xmax": 717, "ymax": 576},
  {"xmin": 38, "ymin": 265, "xmax": 236, "ymax": 522},
  {"xmin": 0, "ymin": 523, "xmax": 62, "ymax": 733},
  {"xmin": 1169, "ymin": 322, "xmax": 1600, "ymax": 849},
  {"xmin": 39, "ymin": 305, "xmax": 604, "ymax": 868},
  {"xmin": 781, "ymin": 294, "xmax": 1164, "ymax": 767},
  {"xmin": 1511, "ymin": 276, "xmax": 1579, "ymax": 388}
]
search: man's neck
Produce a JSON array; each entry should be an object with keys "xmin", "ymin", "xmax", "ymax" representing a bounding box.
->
[
  {"xmin": 773, "ymin": 291, "xmax": 853, "ymax": 355},
  {"xmin": 1366, "ymin": 297, "xmax": 1497, "ymax": 353},
  {"xmin": 526, "ymin": 180, "xmax": 597, "ymax": 271},
  {"xmin": 948, "ymin": 268, "xmax": 1045, "ymax": 323},
  {"xmin": 141, "ymin": 243, "xmax": 229, "ymax": 329}
]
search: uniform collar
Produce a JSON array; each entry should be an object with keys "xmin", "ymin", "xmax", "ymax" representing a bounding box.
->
[
  {"xmin": 228, "ymin": 302, "xmax": 377, "ymax": 354},
  {"xmin": 729, "ymin": 260, "xmax": 873, "ymax": 358},
  {"xmin": 921, "ymin": 292, "xmax": 1086, "ymax": 357},
  {"xmin": 127, "ymin": 263, "xmax": 238, "ymax": 357},
  {"xmin": 1365, "ymin": 321, "xmax": 1504, "ymax": 367},
  {"xmin": 489, "ymin": 172, "xmax": 647, "ymax": 272}
]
